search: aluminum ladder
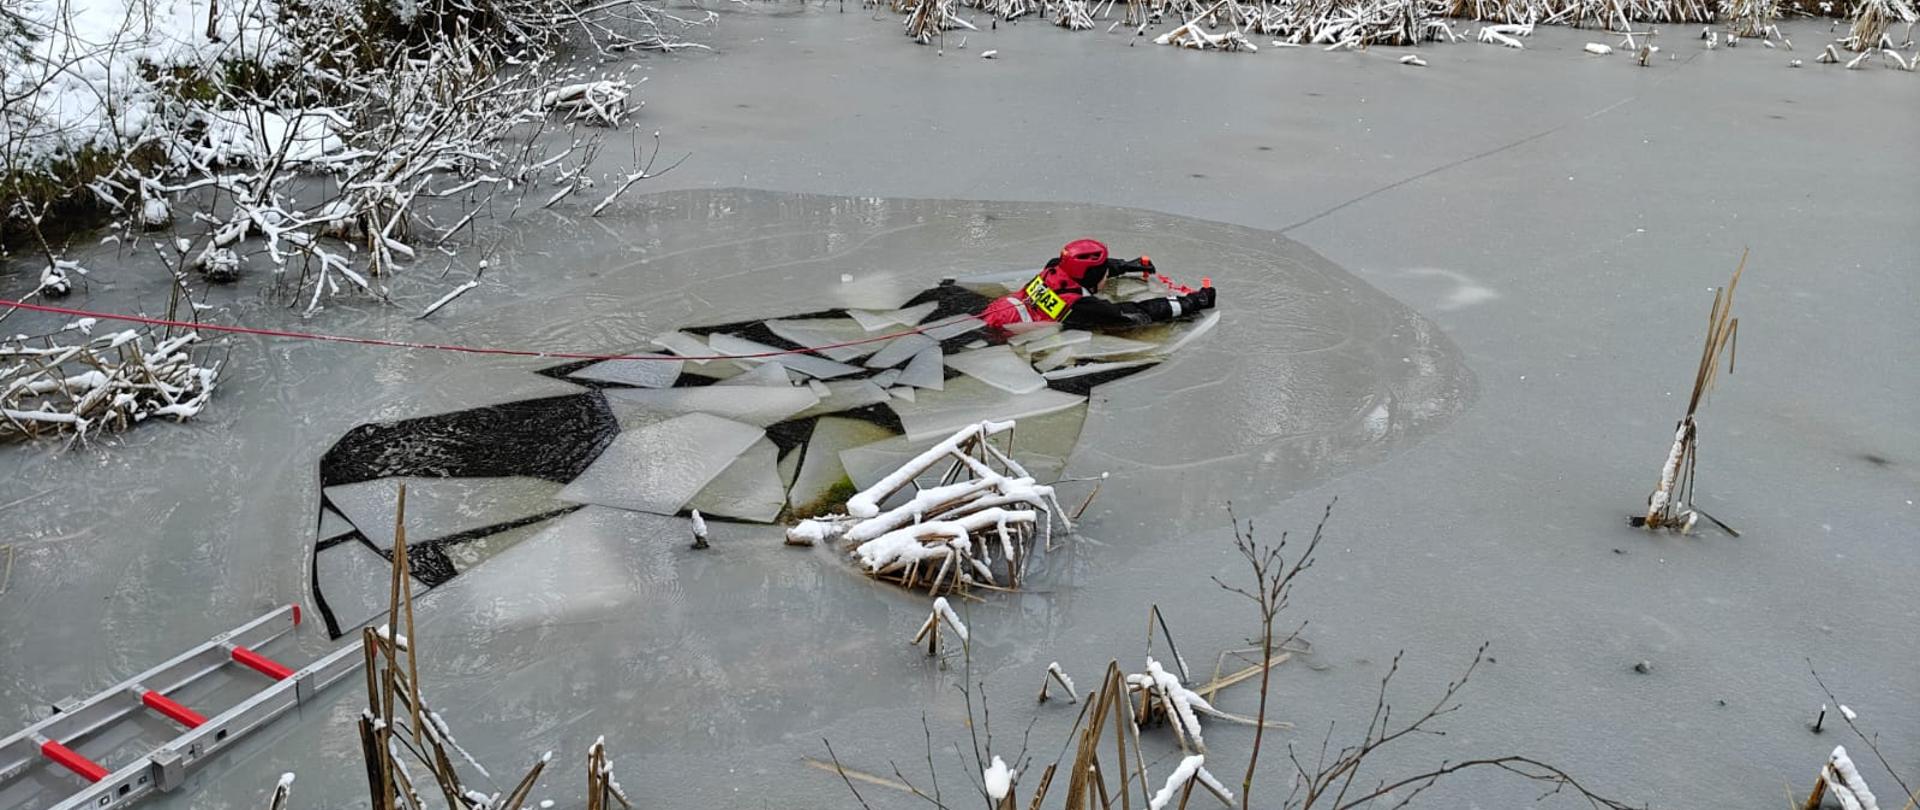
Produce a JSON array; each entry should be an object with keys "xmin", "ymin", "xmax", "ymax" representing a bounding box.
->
[{"xmin": 0, "ymin": 604, "xmax": 363, "ymax": 810}]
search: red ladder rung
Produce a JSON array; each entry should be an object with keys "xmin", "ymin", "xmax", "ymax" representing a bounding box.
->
[
  {"xmin": 40, "ymin": 739, "xmax": 109, "ymax": 782},
  {"xmin": 140, "ymin": 690, "xmax": 207, "ymax": 728},
  {"xmin": 230, "ymin": 645, "xmax": 295, "ymax": 681}
]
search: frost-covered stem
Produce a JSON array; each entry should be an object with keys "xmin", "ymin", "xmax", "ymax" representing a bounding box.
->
[{"xmin": 1644, "ymin": 418, "xmax": 1690, "ymax": 525}]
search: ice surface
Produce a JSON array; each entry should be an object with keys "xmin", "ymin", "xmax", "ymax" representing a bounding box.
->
[
  {"xmin": 865, "ymin": 334, "xmax": 937, "ymax": 369},
  {"xmin": 898, "ymin": 346, "xmax": 946, "ymax": 390},
  {"xmin": 650, "ymin": 331, "xmax": 715, "ymax": 364},
  {"xmin": 569, "ymin": 357, "xmax": 685, "ymax": 388},
  {"xmin": 792, "ymin": 380, "xmax": 892, "ymax": 421},
  {"xmin": 788, "ymin": 418, "xmax": 897, "ymax": 512},
  {"xmin": 766, "ymin": 318, "xmax": 884, "ymax": 362},
  {"xmin": 714, "ymin": 361, "xmax": 794, "ymax": 388},
  {"xmin": 603, "ymin": 385, "xmax": 818, "ymax": 427},
  {"xmin": 558, "ymin": 413, "xmax": 764, "ymax": 515},
  {"xmin": 889, "ymin": 387, "xmax": 916, "ymax": 402},
  {"xmin": 1021, "ymin": 329, "xmax": 1092, "ymax": 355},
  {"xmin": 1042, "ymin": 360, "xmax": 1158, "ymax": 380},
  {"xmin": 870, "ymin": 369, "xmax": 902, "ymax": 388},
  {"xmin": 314, "ymin": 541, "xmax": 428, "ymax": 634},
  {"xmin": 944, "ymin": 345, "xmax": 1047, "ymax": 394},
  {"xmin": 324, "ymin": 476, "xmax": 565, "ymax": 549},
  {"xmin": 687, "ymin": 437, "xmax": 786, "ymax": 522},
  {"xmin": 889, "ymin": 376, "xmax": 1085, "ymax": 442},
  {"xmin": 706, "ymin": 333, "xmax": 862, "ymax": 379}
]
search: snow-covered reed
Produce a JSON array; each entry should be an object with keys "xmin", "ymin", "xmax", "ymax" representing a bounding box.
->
[
  {"xmin": 808, "ymin": 419, "xmax": 1072, "ymax": 594},
  {"xmin": 0, "ymin": 320, "xmax": 219, "ymax": 442}
]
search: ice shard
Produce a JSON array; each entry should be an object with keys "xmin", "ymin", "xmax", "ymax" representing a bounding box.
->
[
  {"xmin": 1042, "ymin": 360, "xmax": 1158, "ymax": 380},
  {"xmin": 766, "ymin": 318, "xmax": 885, "ymax": 362},
  {"xmin": 558, "ymin": 413, "xmax": 764, "ymax": 515},
  {"xmin": 650, "ymin": 331, "xmax": 715, "ymax": 364},
  {"xmin": 714, "ymin": 361, "xmax": 795, "ymax": 388},
  {"xmin": 569, "ymin": 357, "xmax": 686, "ymax": 388},
  {"xmin": 922, "ymin": 316, "xmax": 986, "ymax": 341},
  {"xmin": 789, "ymin": 418, "xmax": 898, "ymax": 514},
  {"xmin": 897, "ymin": 346, "xmax": 946, "ymax": 390},
  {"xmin": 1076, "ymin": 334, "xmax": 1160, "ymax": 360},
  {"xmin": 943, "ymin": 345, "xmax": 1047, "ymax": 394},
  {"xmin": 706, "ymin": 333, "xmax": 863, "ymax": 379},
  {"xmin": 865, "ymin": 334, "xmax": 937, "ymax": 369},
  {"xmin": 792, "ymin": 380, "xmax": 892, "ymax": 421},
  {"xmin": 604, "ymin": 385, "xmax": 819, "ymax": 427},
  {"xmin": 888, "ymin": 375, "xmax": 1084, "ymax": 442},
  {"xmin": 1020, "ymin": 329, "xmax": 1092, "ymax": 355},
  {"xmin": 324, "ymin": 475, "xmax": 565, "ymax": 550},
  {"xmin": 315, "ymin": 540, "xmax": 429, "ymax": 634},
  {"xmin": 687, "ymin": 437, "xmax": 787, "ymax": 522}
]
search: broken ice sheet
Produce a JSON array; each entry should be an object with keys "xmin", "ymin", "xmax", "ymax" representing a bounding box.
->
[
  {"xmin": 707, "ymin": 332, "xmax": 862, "ymax": 379},
  {"xmin": 897, "ymin": 345, "xmax": 946, "ymax": 390},
  {"xmin": 889, "ymin": 374, "xmax": 1084, "ymax": 442},
  {"xmin": 1159, "ymin": 310, "xmax": 1221, "ymax": 355},
  {"xmin": 317, "ymin": 506, "xmax": 354, "ymax": 541},
  {"xmin": 840, "ymin": 403, "xmax": 1086, "ymax": 492},
  {"xmin": 789, "ymin": 417, "xmax": 898, "ymax": 514},
  {"xmin": 559, "ymin": 413, "xmax": 764, "ymax": 515},
  {"xmin": 420, "ymin": 506, "xmax": 686, "ymax": 632},
  {"xmin": 604, "ymin": 384, "xmax": 818, "ymax": 427},
  {"xmin": 713, "ymin": 361, "xmax": 794, "ymax": 388},
  {"xmin": 944, "ymin": 344, "xmax": 1047, "ymax": 394},
  {"xmin": 922, "ymin": 316, "xmax": 985, "ymax": 341},
  {"xmin": 324, "ymin": 476, "xmax": 565, "ymax": 549},
  {"xmin": 792, "ymin": 380, "xmax": 892, "ymax": 421},
  {"xmin": 687, "ymin": 437, "xmax": 786, "ymax": 522},
  {"xmin": 1076, "ymin": 334, "xmax": 1160, "ymax": 360},
  {"xmin": 766, "ymin": 318, "xmax": 884, "ymax": 362},
  {"xmin": 1007, "ymin": 324, "xmax": 1062, "ymax": 346},
  {"xmin": 650, "ymin": 331, "xmax": 714, "ymax": 363},
  {"xmin": 1043, "ymin": 360, "xmax": 1158, "ymax": 380},
  {"xmin": 443, "ymin": 520, "xmax": 554, "ymax": 575},
  {"xmin": 569, "ymin": 357, "xmax": 685, "ymax": 388},
  {"xmin": 846, "ymin": 302, "xmax": 938, "ymax": 332},
  {"xmin": 865, "ymin": 333, "xmax": 936, "ymax": 369},
  {"xmin": 1021, "ymin": 329, "xmax": 1092, "ymax": 355},
  {"xmin": 315, "ymin": 540, "xmax": 429, "ymax": 634}
]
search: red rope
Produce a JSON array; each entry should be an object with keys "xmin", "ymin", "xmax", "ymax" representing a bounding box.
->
[{"xmin": 1, "ymin": 298, "xmax": 969, "ymax": 362}]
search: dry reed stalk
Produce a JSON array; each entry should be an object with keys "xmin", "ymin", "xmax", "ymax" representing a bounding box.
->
[{"xmin": 1639, "ymin": 252, "xmax": 1743, "ymax": 534}]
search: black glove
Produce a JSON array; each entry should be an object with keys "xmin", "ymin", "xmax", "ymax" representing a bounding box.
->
[{"xmin": 1186, "ymin": 287, "xmax": 1216, "ymax": 311}]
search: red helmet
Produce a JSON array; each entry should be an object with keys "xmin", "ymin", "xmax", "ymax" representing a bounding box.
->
[{"xmin": 1055, "ymin": 239, "xmax": 1108, "ymax": 284}]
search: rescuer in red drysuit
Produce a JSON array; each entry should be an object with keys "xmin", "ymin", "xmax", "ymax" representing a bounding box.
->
[{"xmin": 981, "ymin": 239, "xmax": 1216, "ymax": 333}]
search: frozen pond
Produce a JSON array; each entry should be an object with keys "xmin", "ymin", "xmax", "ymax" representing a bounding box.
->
[{"xmin": 2, "ymin": 7, "xmax": 1916, "ymax": 809}]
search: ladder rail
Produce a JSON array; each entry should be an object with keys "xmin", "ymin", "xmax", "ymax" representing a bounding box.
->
[
  {"xmin": 0, "ymin": 606, "xmax": 299, "ymax": 785},
  {"xmin": 47, "ymin": 638, "xmax": 366, "ymax": 810}
]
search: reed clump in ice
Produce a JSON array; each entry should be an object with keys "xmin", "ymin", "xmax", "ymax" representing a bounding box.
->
[{"xmin": 804, "ymin": 419, "xmax": 1072, "ymax": 595}]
